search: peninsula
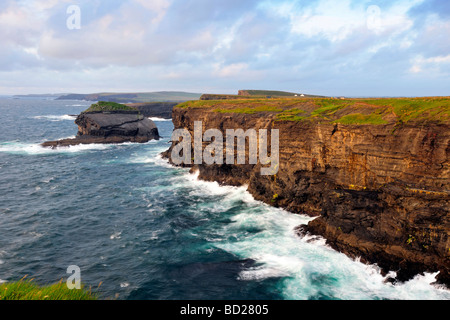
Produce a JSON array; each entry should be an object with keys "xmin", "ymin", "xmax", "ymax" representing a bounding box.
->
[{"xmin": 163, "ymin": 94, "xmax": 450, "ymax": 286}]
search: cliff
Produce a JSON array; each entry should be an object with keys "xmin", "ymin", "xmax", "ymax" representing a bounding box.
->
[
  {"xmin": 125, "ymin": 102, "xmax": 178, "ymax": 119},
  {"xmin": 56, "ymin": 91, "xmax": 202, "ymax": 103},
  {"xmin": 42, "ymin": 102, "xmax": 159, "ymax": 148},
  {"xmin": 200, "ymin": 90, "xmax": 325, "ymax": 101},
  {"xmin": 163, "ymin": 97, "xmax": 450, "ymax": 286},
  {"xmin": 238, "ymin": 90, "xmax": 326, "ymax": 98}
]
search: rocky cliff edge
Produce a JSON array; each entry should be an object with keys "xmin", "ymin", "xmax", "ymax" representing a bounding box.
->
[{"xmin": 163, "ymin": 97, "xmax": 450, "ymax": 286}]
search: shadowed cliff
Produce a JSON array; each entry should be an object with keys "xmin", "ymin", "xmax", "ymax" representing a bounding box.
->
[{"xmin": 163, "ymin": 96, "xmax": 450, "ymax": 286}]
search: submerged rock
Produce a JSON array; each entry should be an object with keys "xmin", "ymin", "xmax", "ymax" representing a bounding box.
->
[{"xmin": 42, "ymin": 108, "xmax": 159, "ymax": 148}]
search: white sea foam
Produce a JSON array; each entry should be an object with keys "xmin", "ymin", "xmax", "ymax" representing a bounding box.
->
[
  {"xmin": 0, "ymin": 250, "xmax": 6, "ymax": 266},
  {"xmin": 153, "ymin": 154, "xmax": 176, "ymax": 168},
  {"xmin": 0, "ymin": 141, "xmax": 112, "ymax": 155},
  {"xmin": 59, "ymin": 135, "xmax": 77, "ymax": 140},
  {"xmin": 41, "ymin": 177, "xmax": 55, "ymax": 183},
  {"xmin": 239, "ymin": 266, "xmax": 291, "ymax": 281},
  {"xmin": 128, "ymin": 151, "xmax": 181, "ymax": 170},
  {"xmin": 110, "ymin": 232, "xmax": 122, "ymax": 240},
  {"xmin": 127, "ymin": 146, "xmax": 450, "ymax": 300},
  {"xmin": 28, "ymin": 231, "xmax": 44, "ymax": 239},
  {"xmin": 184, "ymin": 171, "xmax": 245, "ymax": 197},
  {"xmin": 32, "ymin": 115, "xmax": 77, "ymax": 121},
  {"xmin": 199, "ymin": 179, "xmax": 450, "ymax": 300},
  {"xmin": 148, "ymin": 117, "xmax": 172, "ymax": 122}
]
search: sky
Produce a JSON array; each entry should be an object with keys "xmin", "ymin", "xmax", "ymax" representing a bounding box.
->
[{"xmin": 0, "ymin": 0, "xmax": 449, "ymax": 97}]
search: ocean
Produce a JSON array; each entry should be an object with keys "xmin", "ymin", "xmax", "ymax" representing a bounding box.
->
[{"xmin": 0, "ymin": 98, "xmax": 449, "ymax": 300}]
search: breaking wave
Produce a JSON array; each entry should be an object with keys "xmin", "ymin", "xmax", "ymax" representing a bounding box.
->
[{"xmin": 32, "ymin": 115, "xmax": 77, "ymax": 121}]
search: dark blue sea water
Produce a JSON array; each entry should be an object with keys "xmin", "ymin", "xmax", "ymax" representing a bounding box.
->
[{"xmin": 0, "ymin": 98, "xmax": 449, "ymax": 300}]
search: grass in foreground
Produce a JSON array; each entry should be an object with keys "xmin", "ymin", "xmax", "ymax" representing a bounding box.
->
[{"xmin": 0, "ymin": 278, "xmax": 97, "ymax": 300}]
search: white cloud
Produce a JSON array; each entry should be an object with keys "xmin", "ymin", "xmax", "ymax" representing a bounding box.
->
[
  {"xmin": 212, "ymin": 15, "xmax": 247, "ymax": 53},
  {"xmin": 265, "ymin": 0, "xmax": 421, "ymax": 42},
  {"xmin": 410, "ymin": 54, "xmax": 450, "ymax": 73},
  {"xmin": 290, "ymin": 0, "xmax": 364, "ymax": 42},
  {"xmin": 0, "ymin": 2, "xmax": 43, "ymax": 46},
  {"xmin": 20, "ymin": 0, "xmax": 63, "ymax": 11},
  {"xmin": 132, "ymin": 0, "xmax": 171, "ymax": 24},
  {"xmin": 133, "ymin": 0, "xmax": 170, "ymax": 12},
  {"xmin": 36, "ymin": 1, "xmax": 174, "ymax": 67},
  {"xmin": 214, "ymin": 63, "xmax": 249, "ymax": 78},
  {"xmin": 212, "ymin": 62, "xmax": 266, "ymax": 82},
  {"xmin": 0, "ymin": 0, "xmax": 448, "ymax": 96}
]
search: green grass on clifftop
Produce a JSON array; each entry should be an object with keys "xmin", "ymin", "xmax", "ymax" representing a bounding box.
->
[
  {"xmin": 176, "ymin": 96, "xmax": 450, "ymax": 125},
  {"xmin": 335, "ymin": 113, "xmax": 389, "ymax": 125},
  {"xmin": 83, "ymin": 101, "xmax": 138, "ymax": 113},
  {"xmin": 0, "ymin": 278, "xmax": 97, "ymax": 300},
  {"xmin": 240, "ymin": 90, "xmax": 326, "ymax": 98}
]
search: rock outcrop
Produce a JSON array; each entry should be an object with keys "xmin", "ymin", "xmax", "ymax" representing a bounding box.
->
[
  {"xmin": 163, "ymin": 98, "xmax": 450, "ymax": 286},
  {"xmin": 42, "ymin": 110, "xmax": 159, "ymax": 148}
]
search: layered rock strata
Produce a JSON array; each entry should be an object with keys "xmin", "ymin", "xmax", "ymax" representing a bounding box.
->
[
  {"xmin": 163, "ymin": 104, "xmax": 450, "ymax": 286},
  {"xmin": 42, "ymin": 111, "xmax": 159, "ymax": 148}
]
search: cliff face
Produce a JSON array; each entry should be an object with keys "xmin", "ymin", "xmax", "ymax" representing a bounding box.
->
[
  {"xmin": 164, "ymin": 103, "xmax": 450, "ymax": 286},
  {"xmin": 126, "ymin": 102, "xmax": 178, "ymax": 119},
  {"xmin": 42, "ymin": 111, "xmax": 159, "ymax": 148}
]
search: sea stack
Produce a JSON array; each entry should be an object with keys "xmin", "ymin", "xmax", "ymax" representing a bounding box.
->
[{"xmin": 42, "ymin": 101, "xmax": 160, "ymax": 148}]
